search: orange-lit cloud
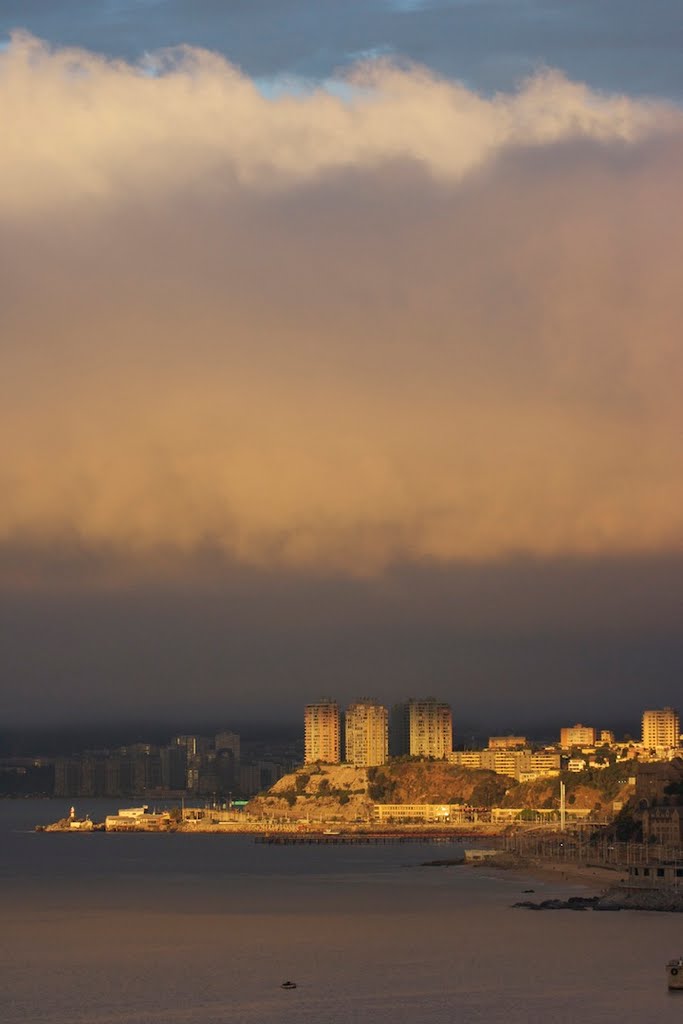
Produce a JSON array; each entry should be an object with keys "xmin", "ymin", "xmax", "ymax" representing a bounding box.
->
[{"xmin": 1, "ymin": 34, "xmax": 682, "ymax": 581}]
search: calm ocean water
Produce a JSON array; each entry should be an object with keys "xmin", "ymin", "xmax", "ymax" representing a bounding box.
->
[{"xmin": 1, "ymin": 800, "xmax": 681, "ymax": 1023}]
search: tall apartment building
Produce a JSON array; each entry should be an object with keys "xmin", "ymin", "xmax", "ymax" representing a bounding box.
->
[
  {"xmin": 642, "ymin": 708, "xmax": 680, "ymax": 751},
  {"xmin": 345, "ymin": 700, "xmax": 388, "ymax": 767},
  {"xmin": 160, "ymin": 744, "xmax": 187, "ymax": 791},
  {"xmin": 560, "ymin": 724, "xmax": 596, "ymax": 748},
  {"xmin": 391, "ymin": 698, "xmax": 452, "ymax": 759},
  {"xmin": 304, "ymin": 700, "xmax": 341, "ymax": 764}
]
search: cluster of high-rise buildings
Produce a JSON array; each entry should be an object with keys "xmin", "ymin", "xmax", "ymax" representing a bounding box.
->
[
  {"xmin": 53, "ymin": 730, "xmax": 296, "ymax": 799},
  {"xmin": 304, "ymin": 697, "xmax": 454, "ymax": 766},
  {"xmin": 304, "ymin": 700, "xmax": 682, "ymax": 779},
  {"xmin": 19, "ymin": 705, "xmax": 683, "ymax": 799}
]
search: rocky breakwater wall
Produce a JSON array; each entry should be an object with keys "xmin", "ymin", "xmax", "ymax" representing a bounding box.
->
[
  {"xmin": 514, "ymin": 887, "xmax": 683, "ymax": 913},
  {"xmin": 36, "ymin": 817, "xmax": 103, "ymax": 832}
]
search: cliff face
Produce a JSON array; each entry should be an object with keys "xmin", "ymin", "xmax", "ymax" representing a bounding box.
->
[
  {"xmin": 247, "ymin": 764, "xmax": 373, "ymax": 822},
  {"xmin": 367, "ymin": 761, "xmax": 510, "ymax": 806},
  {"xmin": 501, "ymin": 764, "xmax": 636, "ymax": 812}
]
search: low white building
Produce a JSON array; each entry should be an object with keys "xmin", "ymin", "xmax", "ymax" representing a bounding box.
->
[
  {"xmin": 373, "ymin": 804, "xmax": 452, "ymax": 823},
  {"xmin": 105, "ymin": 806, "xmax": 171, "ymax": 831},
  {"xmin": 449, "ymin": 749, "xmax": 560, "ymax": 781}
]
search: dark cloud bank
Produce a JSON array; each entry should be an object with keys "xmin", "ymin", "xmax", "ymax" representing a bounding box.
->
[{"xmin": 1, "ymin": 550, "xmax": 680, "ymax": 733}]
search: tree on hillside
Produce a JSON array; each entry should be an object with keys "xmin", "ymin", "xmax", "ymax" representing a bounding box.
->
[
  {"xmin": 470, "ymin": 776, "xmax": 509, "ymax": 807},
  {"xmin": 295, "ymin": 773, "xmax": 310, "ymax": 794}
]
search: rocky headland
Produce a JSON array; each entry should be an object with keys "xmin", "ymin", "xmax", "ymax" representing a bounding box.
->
[{"xmin": 246, "ymin": 759, "xmax": 633, "ymax": 823}]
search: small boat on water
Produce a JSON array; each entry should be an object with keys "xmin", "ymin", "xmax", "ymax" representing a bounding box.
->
[
  {"xmin": 281, "ymin": 981, "xmax": 297, "ymax": 990},
  {"xmin": 667, "ymin": 957, "xmax": 683, "ymax": 990}
]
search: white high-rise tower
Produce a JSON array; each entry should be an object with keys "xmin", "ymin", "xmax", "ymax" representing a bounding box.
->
[
  {"xmin": 642, "ymin": 708, "xmax": 680, "ymax": 751},
  {"xmin": 345, "ymin": 700, "xmax": 388, "ymax": 767},
  {"xmin": 304, "ymin": 699, "xmax": 341, "ymax": 764}
]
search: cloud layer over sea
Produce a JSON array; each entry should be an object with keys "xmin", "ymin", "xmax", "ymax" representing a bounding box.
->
[
  {"xmin": 1, "ymin": 31, "xmax": 680, "ymax": 724},
  {"xmin": 2, "ymin": 35, "xmax": 682, "ymax": 580}
]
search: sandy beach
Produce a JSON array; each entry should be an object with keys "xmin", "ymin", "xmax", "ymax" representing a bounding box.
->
[
  {"xmin": 478, "ymin": 855, "xmax": 628, "ymax": 892},
  {"xmin": 516, "ymin": 860, "xmax": 628, "ymax": 890}
]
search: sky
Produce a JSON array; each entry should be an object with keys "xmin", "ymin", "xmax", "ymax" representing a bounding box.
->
[{"xmin": 1, "ymin": 2, "xmax": 681, "ymax": 735}]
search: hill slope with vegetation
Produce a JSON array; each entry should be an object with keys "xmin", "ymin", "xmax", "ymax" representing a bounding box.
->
[{"xmin": 247, "ymin": 758, "xmax": 638, "ymax": 823}]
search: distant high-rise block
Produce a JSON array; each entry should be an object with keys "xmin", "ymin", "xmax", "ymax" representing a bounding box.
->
[
  {"xmin": 173, "ymin": 735, "xmax": 199, "ymax": 757},
  {"xmin": 391, "ymin": 698, "xmax": 453, "ymax": 759},
  {"xmin": 559, "ymin": 724, "xmax": 596, "ymax": 749},
  {"xmin": 215, "ymin": 730, "xmax": 241, "ymax": 763},
  {"xmin": 304, "ymin": 699, "xmax": 341, "ymax": 764},
  {"xmin": 345, "ymin": 700, "xmax": 388, "ymax": 766},
  {"xmin": 642, "ymin": 708, "xmax": 680, "ymax": 751},
  {"xmin": 160, "ymin": 745, "xmax": 187, "ymax": 791}
]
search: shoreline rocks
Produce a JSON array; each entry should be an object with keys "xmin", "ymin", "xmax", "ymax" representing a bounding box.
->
[
  {"xmin": 514, "ymin": 886, "xmax": 683, "ymax": 913},
  {"xmin": 421, "ymin": 857, "xmax": 466, "ymax": 867}
]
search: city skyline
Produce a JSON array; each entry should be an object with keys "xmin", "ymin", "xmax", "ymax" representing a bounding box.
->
[
  {"xmin": 4, "ymin": 701, "xmax": 678, "ymax": 759},
  {"xmin": 5, "ymin": 699, "xmax": 678, "ymax": 803}
]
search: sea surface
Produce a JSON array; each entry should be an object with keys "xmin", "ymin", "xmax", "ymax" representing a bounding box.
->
[{"xmin": 1, "ymin": 800, "xmax": 681, "ymax": 1024}]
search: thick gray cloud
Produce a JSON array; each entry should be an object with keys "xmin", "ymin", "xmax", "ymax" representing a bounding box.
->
[{"xmin": 1, "ymin": 550, "xmax": 680, "ymax": 731}]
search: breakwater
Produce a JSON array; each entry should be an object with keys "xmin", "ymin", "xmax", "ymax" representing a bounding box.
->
[
  {"xmin": 254, "ymin": 832, "xmax": 467, "ymax": 844},
  {"xmin": 514, "ymin": 888, "xmax": 683, "ymax": 913}
]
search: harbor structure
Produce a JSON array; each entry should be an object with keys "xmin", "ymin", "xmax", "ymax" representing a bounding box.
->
[
  {"xmin": 344, "ymin": 700, "xmax": 388, "ymax": 767},
  {"xmin": 105, "ymin": 806, "xmax": 172, "ymax": 831},
  {"xmin": 304, "ymin": 699, "xmax": 341, "ymax": 764}
]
